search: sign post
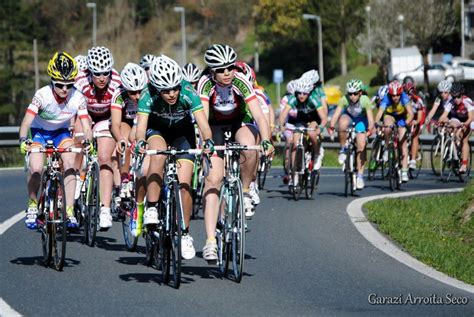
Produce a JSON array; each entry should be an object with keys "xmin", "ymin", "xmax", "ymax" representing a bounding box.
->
[{"xmin": 273, "ymin": 69, "xmax": 284, "ymax": 103}]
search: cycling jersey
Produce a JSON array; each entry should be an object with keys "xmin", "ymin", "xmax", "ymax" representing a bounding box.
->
[
  {"xmin": 310, "ymin": 86, "xmax": 326, "ymax": 107},
  {"xmin": 197, "ymin": 72, "xmax": 257, "ymax": 124},
  {"xmin": 286, "ymin": 94, "xmax": 323, "ymax": 125},
  {"xmin": 27, "ymin": 85, "xmax": 88, "ymax": 131},
  {"xmin": 111, "ymin": 87, "xmax": 138, "ymax": 125},
  {"xmin": 379, "ymin": 91, "xmax": 411, "ymax": 116},
  {"xmin": 137, "ymin": 81, "xmax": 203, "ymax": 129},
  {"xmin": 338, "ymin": 95, "xmax": 372, "ymax": 119},
  {"xmin": 74, "ymin": 69, "xmax": 121, "ymax": 122},
  {"xmin": 444, "ymin": 96, "xmax": 474, "ymax": 122},
  {"xmin": 255, "ymin": 88, "xmax": 270, "ymax": 114}
]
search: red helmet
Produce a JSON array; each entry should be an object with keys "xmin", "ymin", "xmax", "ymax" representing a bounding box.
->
[
  {"xmin": 403, "ymin": 82, "xmax": 416, "ymax": 95},
  {"xmin": 235, "ymin": 60, "xmax": 256, "ymax": 84},
  {"xmin": 388, "ymin": 80, "xmax": 403, "ymax": 96}
]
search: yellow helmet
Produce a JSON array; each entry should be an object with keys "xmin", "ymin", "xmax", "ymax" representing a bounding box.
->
[{"xmin": 47, "ymin": 52, "xmax": 78, "ymax": 81}]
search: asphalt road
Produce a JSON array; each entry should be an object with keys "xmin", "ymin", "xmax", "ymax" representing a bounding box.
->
[{"xmin": 0, "ymin": 168, "xmax": 473, "ymax": 316}]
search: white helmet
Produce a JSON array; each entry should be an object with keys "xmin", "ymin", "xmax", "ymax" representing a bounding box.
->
[
  {"xmin": 149, "ymin": 55, "xmax": 183, "ymax": 90},
  {"xmin": 437, "ymin": 80, "xmax": 452, "ymax": 93},
  {"xmin": 204, "ymin": 44, "xmax": 237, "ymax": 69},
  {"xmin": 121, "ymin": 63, "xmax": 147, "ymax": 91},
  {"xmin": 74, "ymin": 55, "xmax": 88, "ymax": 71},
  {"xmin": 286, "ymin": 80, "xmax": 297, "ymax": 95},
  {"xmin": 301, "ymin": 69, "xmax": 320, "ymax": 85},
  {"xmin": 139, "ymin": 54, "xmax": 156, "ymax": 70},
  {"xmin": 182, "ymin": 63, "xmax": 202, "ymax": 83},
  {"xmin": 87, "ymin": 46, "xmax": 114, "ymax": 73},
  {"xmin": 294, "ymin": 78, "xmax": 313, "ymax": 94}
]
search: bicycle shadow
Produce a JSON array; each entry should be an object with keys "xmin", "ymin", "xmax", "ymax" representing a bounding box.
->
[{"xmin": 10, "ymin": 256, "xmax": 81, "ymax": 268}]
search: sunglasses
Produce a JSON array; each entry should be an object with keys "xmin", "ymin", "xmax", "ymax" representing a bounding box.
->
[
  {"xmin": 92, "ymin": 71, "xmax": 111, "ymax": 78},
  {"xmin": 128, "ymin": 90, "xmax": 141, "ymax": 96},
  {"xmin": 160, "ymin": 85, "xmax": 181, "ymax": 94},
  {"xmin": 453, "ymin": 94, "xmax": 462, "ymax": 99},
  {"xmin": 52, "ymin": 81, "xmax": 75, "ymax": 89},
  {"xmin": 296, "ymin": 91, "xmax": 309, "ymax": 96},
  {"xmin": 214, "ymin": 65, "xmax": 236, "ymax": 74},
  {"xmin": 390, "ymin": 94, "xmax": 401, "ymax": 97},
  {"xmin": 348, "ymin": 92, "xmax": 360, "ymax": 96}
]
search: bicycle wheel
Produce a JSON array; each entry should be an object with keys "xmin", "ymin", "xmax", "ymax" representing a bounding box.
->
[
  {"xmin": 409, "ymin": 144, "xmax": 424, "ymax": 179},
  {"xmin": 368, "ymin": 138, "xmax": 381, "ymax": 181},
  {"xmin": 441, "ymin": 139, "xmax": 453, "ymax": 183},
  {"xmin": 191, "ymin": 172, "xmax": 204, "ymax": 219},
  {"xmin": 430, "ymin": 136, "xmax": 442, "ymax": 176},
  {"xmin": 51, "ymin": 174, "xmax": 67, "ymax": 271},
  {"xmin": 38, "ymin": 172, "xmax": 52, "ymax": 267},
  {"xmin": 388, "ymin": 146, "xmax": 397, "ymax": 191},
  {"xmin": 258, "ymin": 156, "xmax": 270, "ymax": 190},
  {"xmin": 292, "ymin": 146, "xmax": 304, "ymax": 201},
  {"xmin": 305, "ymin": 169, "xmax": 318, "ymax": 199},
  {"xmin": 217, "ymin": 183, "xmax": 230, "ymax": 276},
  {"xmin": 85, "ymin": 161, "xmax": 100, "ymax": 247},
  {"xmin": 230, "ymin": 178, "xmax": 245, "ymax": 283},
  {"xmin": 122, "ymin": 203, "xmax": 138, "ymax": 252},
  {"xmin": 344, "ymin": 147, "xmax": 353, "ymax": 197},
  {"xmin": 169, "ymin": 183, "xmax": 183, "ymax": 289},
  {"xmin": 283, "ymin": 142, "xmax": 291, "ymax": 175}
]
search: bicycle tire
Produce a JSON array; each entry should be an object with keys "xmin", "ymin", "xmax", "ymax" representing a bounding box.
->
[
  {"xmin": 292, "ymin": 146, "xmax": 304, "ymax": 201},
  {"xmin": 388, "ymin": 146, "xmax": 397, "ymax": 191},
  {"xmin": 85, "ymin": 161, "xmax": 100, "ymax": 247},
  {"xmin": 430, "ymin": 136, "xmax": 442, "ymax": 176},
  {"xmin": 231, "ymin": 178, "xmax": 245, "ymax": 283},
  {"xmin": 305, "ymin": 169, "xmax": 316, "ymax": 199},
  {"xmin": 191, "ymin": 172, "xmax": 204, "ymax": 219},
  {"xmin": 51, "ymin": 173, "xmax": 67, "ymax": 271},
  {"xmin": 441, "ymin": 139, "xmax": 453, "ymax": 183},
  {"xmin": 409, "ymin": 144, "xmax": 423, "ymax": 179},
  {"xmin": 344, "ymin": 146, "xmax": 353, "ymax": 197},
  {"xmin": 168, "ymin": 183, "xmax": 182, "ymax": 289},
  {"xmin": 368, "ymin": 138, "xmax": 381, "ymax": 181},
  {"xmin": 283, "ymin": 142, "xmax": 291, "ymax": 175},
  {"xmin": 38, "ymin": 172, "xmax": 52, "ymax": 267},
  {"xmin": 122, "ymin": 204, "xmax": 138, "ymax": 252},
  {"xmin": 217, "ymin": 184, "xmax": 230, "ymax": 276}
]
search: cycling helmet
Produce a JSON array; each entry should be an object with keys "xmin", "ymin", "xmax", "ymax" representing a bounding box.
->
[
  {"xmin": 286, "ymin": 80, "xmax": 297, "ymax": 95},
  {"xmin": 293, "ymin": 78, "xmax": 313, "ymax": 94},
  {"xmin": 120, "ymin": 63, "xmax": 147, "ymax": 91},
  {"xmin": 235, "ymin": 61, "xmax": 256, "ymax": 84},
  {"xmin": 87, "ymin": 46, "xmax": 114, "ymax": 73},
  {"xmin": 346, "ymin": 79, "xmax": 363, "ymax": 93},
  {"xmin": 47, "ymin": 51, "xmax": 78, "ymax": 81},
  {"xmin": 450, "ymin": 82, "xmax": 464, "ymax": 97},
  {"xmin": 403, "ymin": 81, "xmax": 416, "ymax": 95},
  {"xmin": 139, "ymin": 54, "xmax": 156, "ymax": 70},
  {"xmin": 437, "ymin": 80, "xmax": 452, "ymax": 93},
  {"xmin": 74, "ymin": 55, "xmax": 88, "ymax": 72},
  {"xmin": 301, "ymin": 69, "xmax": 320, "ymax": 85},
  {"xmin": 204, "ymin": 44, "xmax": 237, "ymax": 69},
  {"xmin": 377, "ymin": 85, "xmax": 389, "ymax": 100},
  {"xmin": 182, "ymin": 63, "xmax": 202, "ymax": 83},
  {"xmin": 388, "ymin": 80, "xmax": 403, "ymax": 96},
  {"xmin": 149, "ymin": 55, "xmax": 183, "ymax": 91}
]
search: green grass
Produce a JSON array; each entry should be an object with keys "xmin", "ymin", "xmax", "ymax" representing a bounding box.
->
[
  {"xmin": 0, "ymin": 147, "xmax": 24, "ymax": 167},
  {"xmin": 364, "ymin": 183, "xmax": 474, "ymax": 285},
  {"xmin": 326, "ymin": 64, "xmax": 379, "ymax": 96}
]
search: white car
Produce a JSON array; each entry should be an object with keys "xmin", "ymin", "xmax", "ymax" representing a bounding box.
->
[
  {"xmin": 451, "ymin": 58, "xmax": 474, "ymax": 81},
  {"xmin": 394, "ymin": 63, "xmax": 463, "ymax": 85}
]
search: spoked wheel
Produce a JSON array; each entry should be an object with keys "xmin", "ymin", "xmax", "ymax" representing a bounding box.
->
[
  {"xmin": 191, "ymin": 162, "xmax": 204, "ymax": 219},
  {"xmin": 441, "ymin": 140, "xmax": 453, "ymax": 183},
  {"xmin": 283, "ymin": 142, "xmax": 291, "ymax": 176},
  {"xmin": 430, "ymin": 136, "xmax": 442, "ymax": 176},
  {"xmin": 368, "ymin": 138, "xmax": 381, "ymax": 181},
  {"xmin": 305, "ymin": 169, "xmax": 319, "ymax": 199},
  {"xmin": 388, "ymin": 147, "xmax": 397, "ymax": 191},
  {"xmin": 292, "ymin": 173, "xmax": 302, "ymax": 201},
  {"xmin": 85, "ymin": 161, "xmax": 100, "ymax": 247},
  {"xmin": 38, "ymin": 173, "xmax": 52, "ymax": 267},
  {"xmin": 230, "ymin": 179, "xmax": 245, "ymax": 283},
  {"xmin": 344, "ymin": 148, "xmax": 355, "ymax": 197},
  {"xmin": 51, "ymin": 174, "xmax": 67, "ymax": 271},
  {"xmin": 457, "ymin": 145, "xmax": 472, "ymax": 183},
  {"xmin": 409, "ymin": 145, "xmax": 424, "ymax": 179},
  {"xmin": 168, "ymin": 185, "xmax": 183, "ymax": 289},
  {"xmin": 122, "ymin": 203, "xmax": 138, "ymax": 252},
  {"xmin": 217, "ymin": 185, "xmax": 230, "ymax": 276},
  {"xmin": 145, "ymin": 224, "xmax": 161, "ymax": 268},
  {"xmin": 258, "ymin": 156, "xmax": 271, "ymax": 190}
]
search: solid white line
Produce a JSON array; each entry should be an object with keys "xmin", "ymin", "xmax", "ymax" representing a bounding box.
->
[
  {"xmin": 0, "ymin": 211, "xmax": 24, "ymax": 236},
  {"xmin": 0, "ymin": 298, "xmax": 22, "ymax": 316},
  {"xmin": 347, "ymin": 188, "xmax": 474, "ymax": 294},
  {"xmin": 0, "ymin": 167, "xmax": 23, "ymax": 171}
]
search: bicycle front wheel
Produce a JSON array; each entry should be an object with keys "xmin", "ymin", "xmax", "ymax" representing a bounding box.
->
[
  {"xmin": 122, "ymin": 204, "xmax": 138, "ymax": 252},
  {"xmin": 230, "ymin": 178, "xmax": 245, "ymax": 283},
  {"xmin": 410, "ymin": 144, "xmax": 423, "ymax": 179},
  {"xmin": 368, "ymin": 138, "xmax": 381, "ymax": 181},
  {"xmin": 38, "ymin": 172, "xmax": 52, "ymax": 267},
  {"xmin": 388, "ymin": 146, "xmax": 397, "ymax": 191},
  {"xmin": 217, "ymin": 184, "xmax": 230, "ymax": 275},
  {"xmin": 85, "ymin": 161, "xmax": 100, "ymax": 247},
  {"xmin": 169, "ymin": 183, "xmax": 183, "ymax": 289},
  {"xmin": 51, "ymin": 173, "xmax": 67, "ymax": 271},
  {"xmin": 441, "ymin": 139, "xmax": 453, "ymax": 183},
  {"xmin": 430, "ymin": 136, "xmax": 442, "ymax": 176}
]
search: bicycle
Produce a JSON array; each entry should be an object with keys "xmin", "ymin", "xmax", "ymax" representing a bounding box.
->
[
  {"xmin": 257, "ymin": 151, "xmax": 272, "ymax": 190},
  {"xmin": 288, "ymin": 126, "xmax": 320, "ymax": 201},
  {"xmin": 440, "ymin": 124, "xmax": 472, "ymax": 183},
  {"xmin": 213, "ymin": 133, "xmax": 260, "ymax": 283},
  {"xmin": 143, "ymin": 148, "xmax": 206, "ymax": 289},
  {"xmin": 368, "ymin": 127, "xmax": 386, "ymax": 181},
  {"xmin": 191, "ymin": 152, "xmax": 205, "ymax": 219},
  {"xmin": 430, "ymin": 121, "xmax": 447, "ymax": 177},
  {"xmin": 380, "ymin": 124, "xmax": 403, "ymax": 191},
  {"xmin": 333, "ymin": 124, "xmax": 359, "ymax": 197},
  {"xmin": 406, "ymin": 124, "xmax": 424, "ymax": 179},
  {"xmin": 27, "ymin": 141, "xmax": 82, "ymax": 270}
]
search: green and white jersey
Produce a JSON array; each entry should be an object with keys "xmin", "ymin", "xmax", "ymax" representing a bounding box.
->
[{"xmin": 338, "ymin": 95, "xmax": 372, "ymax": 118}]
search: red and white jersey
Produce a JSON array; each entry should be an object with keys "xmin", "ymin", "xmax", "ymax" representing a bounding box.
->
[
  {"xmin": 255, "ymin": 88, "xmax": 270, "ymax": 114},
  {"xmin": 27, "ymin": 85, "xmax": 88, "ymax": 131},
  {"xmin": 411, "ymin": 94, "xmax": 425, "ymax": 114},
  {"xmin": 444, "ymin": 95, "xmax": 474, "ymax": 122},
  {"xmin": 74, "ymin": 69, "xmax": 121, "ymax": 121}
]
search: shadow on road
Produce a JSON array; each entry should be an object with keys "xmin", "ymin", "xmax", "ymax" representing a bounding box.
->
[{"xmin": 10, "ymin": 256, "xmax": 81, "ymax": 268}]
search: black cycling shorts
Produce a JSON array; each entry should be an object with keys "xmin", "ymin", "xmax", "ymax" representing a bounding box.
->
[{"xmin": 146, "ymin": 124, "xmax": 196, "ymax": 162}]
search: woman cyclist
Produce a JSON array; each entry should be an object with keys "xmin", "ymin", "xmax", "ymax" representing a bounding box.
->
[
  {"xmin": 198, "ymin": 44, "xmax": 272, "ymax": 262},
  {"xmin": 329, "ymin": 79, "xmax": 374, "ymax": 190},
  {"xmin": 426, "ymin": 80, "xmax": 453, "ymax": 126},
  {"xmin": 135, "ymin": 55, "xmax": 214, "ymax": 259},
  {"xmin": 139, "ymin": 54, "xmax": 156, "ymax": 79},
  {"xmin": 19, "ymin": 52, "xmax": 92, "ymax": 229},
  {"xmin": 182, "ymin": 63, "xmax": 203, "ymax": 89},
  {"xmin": 403, "ymin": 82, "xmax": 426, "ymax": 170}
]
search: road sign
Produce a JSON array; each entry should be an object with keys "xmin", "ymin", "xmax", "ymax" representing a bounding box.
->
[{"xmin": 273, "ymin": 69, "xmax": 284, "ymax": 84}]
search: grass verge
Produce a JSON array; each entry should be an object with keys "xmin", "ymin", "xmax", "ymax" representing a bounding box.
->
[
  {"xmin": 0, "ymin": 147, "xmax": 23, "ymax": 167},
  {"xmin": 364, "ymin": 183, "xmax": 474, "ymax": 285}
]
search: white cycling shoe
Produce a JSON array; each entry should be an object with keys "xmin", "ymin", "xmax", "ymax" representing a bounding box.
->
[
  {"xmin": 143, "ymin": 207, "xmax": 158, "ymax": 225},
  {"xmin": 99, "ymin": 207, "xmax": 113, "ymax": 231}
]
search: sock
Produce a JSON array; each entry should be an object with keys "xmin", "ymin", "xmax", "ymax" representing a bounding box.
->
[
  {"xmin": 136, "ymin": 202, "xmax": 145, "ymax": 229},
  {"xmin": 27, "ymin": 198, "xmax": 37, "ymax": 208},
  {"xmin": 206, "ymin": 237, "xmax": 216, "ymax": 244},
  {"xmin": 66, "ymin": 206, "xmax": 75, "ymax": 218}
]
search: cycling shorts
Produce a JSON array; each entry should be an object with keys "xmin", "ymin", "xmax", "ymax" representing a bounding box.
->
[
  {"xmin": 146, "ymin": 124, "xmax": 196, "ymax": 162},
  {"xmin": 31, "ymin": 128, "xmax": 72, "ymax": 148},
  {"xmin": 211, "ymin": 122, "xmax": 258, "ymax": 159},
  {"xmin": 288, "ymin": 110, "xmax": 321, "ymax": 126},
  {"xmin": 384, "ymin": 113, "xmax": 406, "ymax": 128},
  {"xmin": 342, "ymin": 112, "xmax": 369, "ymax": 133}
]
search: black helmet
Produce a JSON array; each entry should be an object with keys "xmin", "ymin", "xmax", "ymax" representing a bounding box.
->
[{"xmin": 450, "ymin": 82, "xmax": 464, "ymax": 97}]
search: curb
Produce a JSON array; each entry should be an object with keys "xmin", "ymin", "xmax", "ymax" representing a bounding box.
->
[{"xmin": 347, "ymin": 188, "xmax": 474, "ymax": 294}]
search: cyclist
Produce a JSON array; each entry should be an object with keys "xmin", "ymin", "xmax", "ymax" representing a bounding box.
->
[
  {"xmin": 182, "ymin": 63, "xmax": 203, "ymax": 89},
  {"xmin": 110, "ymin": 62, "xmax": 148, "ymax": 235},
  {"xmin": 74, "ymin": 46, "xmax": 122, "ymax": 230},
  {"xmin": 280, "ymin": 79, "xmax": 298, "ymax": 184},
  {"xmin": 278, "ymin": 77, "xmax": 328, "ymax": 182},
  {"xmin": 139, "ymin": 54, "xmax": 156, "ymax": 79},
  {"xmin": 374, "ymin": 80, "xmax": 414, "ymax": 182},
  {"xmin": 426, "ymin": 80, "xmax": 453, "ymax": 126},
  {"xmin": 74, "ymin": 55, "xmax": 88, "ymax": 72},
  {"xmin": 329, "ymin": 79, "xmax": 374, "ymax": 189},
  {"xmin": 438, "ymin": 82, "xmax": 473, "ymax": 173},
  {"xmin": 135, "ymin": 54, "xmax": 214, "ymax": 259},
  {"xmin": 371, "ymin": 85, "xmax": 388, "ymax": 109},
  {"xmin": 403, "ymin": 82, "xmax": 426, "ymax": 170},
  {"xmin": 198, "ymin": 44, "xmax": 272, "ymax": 262},
  {"xmin": 19, "ymin": 52, "xmax": 92, "ymax": 229}
]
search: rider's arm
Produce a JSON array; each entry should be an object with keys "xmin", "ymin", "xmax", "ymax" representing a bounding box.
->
[
  {"xmin": 278, "ymin": 104, "xmax": 291, "ymax": 128},
  {"xmin": 438, "ymin": 110, "xmax": 449, "ymax": 123},
  {"xmin": 329, "ymin": 101, "xmax": 344, "ymax": 129},
  {"xmin": 316, "ymin": 105, "xmax": 327, "ymax": 129},
  {"xmin": 193, "ymin": 110, "xmax": 212, "ymax": 141},
  {"xmin": 427, "ymin": 98, "xmax": 441, "ymax": 123},
  {"xmin": 135, "ymin": 113, "xmax": 148, "ymax": 143},
  {"xmin": 248, "ymin": 98, "xmax": 270, "ymax": 141},
  {"xmin": 19, "ymin": 112, "xmax": 35, "ymax": 140},
  {"xmin": 374, "ymin": 106, "xmax": 384, "ymax": 124},
  {"xmin": 405, "ymin": 102, "xmax": 414, "ymax": 125},
  {"xmin": 110, "ymin": 107, "xmax": 125, "ymax": 143}
]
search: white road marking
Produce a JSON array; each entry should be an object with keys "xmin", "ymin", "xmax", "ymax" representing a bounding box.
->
[
  {"xmin": 0, "ymin": 211, "xmax": 24, "ymax": 236},
  {"xmin": 347, "ymin": 188, "xmax": 474, "ymax": 294},
  {"xmin": 0, "ymin": 298, "xmax": 22, "ymax": 316}
]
